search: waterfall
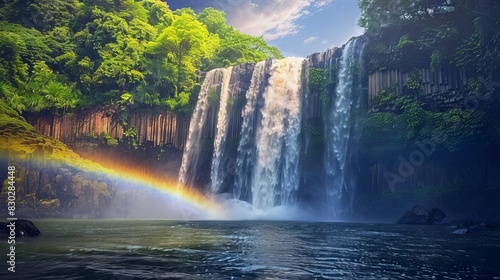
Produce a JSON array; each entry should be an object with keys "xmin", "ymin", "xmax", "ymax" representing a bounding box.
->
[
  {"xmin": 249, "ymin": 58, "xmax": 304, "ymax": 210},
  {"xmin": 179, "ymin": 38, "xmax": 365, "ymax": 218},
  {"xmin": 233, "ymin": 61, "xmax": 268, "ymax": 201},
  {"xmin": 210, "ymin": 67, "xmax": 233, "ymax": 194},
  {"xmin": 232, "ymin": 59, "xmax": 304, "ymax": 210},
  {"xmin": 324, "ymin": 38, "xmax": 365, "ymax": 217},
  {"xmin": 178, "ymin": 69, "xmax": 225, "ymax": 188}
]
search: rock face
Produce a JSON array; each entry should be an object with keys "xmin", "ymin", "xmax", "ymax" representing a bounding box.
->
[
  {"xmin": 0, "ymin": 219, "xmax": 41, "ymax": 237},
  {"xmin": 0, "ymin": 162, "xmax": 115, "ymax": 218},
  {"xmin": 25, "ymin": 106, "xmax": 191, "ymax": 151},
  {"xmin": 306, "ymin": 47, "xmax": 342, "ymax": 68},
  {"xmin": 396, "ymin": 205, "xmax": 446, "ymax": 225},
  {"xmin": 0, "ymin": 101, "xmax": 116, "ymax": 219}
]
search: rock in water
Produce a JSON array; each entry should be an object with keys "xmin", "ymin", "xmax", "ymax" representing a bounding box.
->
[
  {"xmin": 396, "ymin": 205, "xmax": 446, "ymax": 225},
  {"xmin": 0, "ymin": 219, "xmax": 41, "ymax": 237}
]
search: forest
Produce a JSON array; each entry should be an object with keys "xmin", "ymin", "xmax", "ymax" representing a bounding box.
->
[{"xmin": 0, "ymin": 0, "xmax": 282, "ymax": 117}]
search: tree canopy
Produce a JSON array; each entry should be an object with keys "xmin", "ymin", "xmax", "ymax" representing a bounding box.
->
[{"xmin": 0, "ymin": 0, "xmax": 282, "ymax": 114}]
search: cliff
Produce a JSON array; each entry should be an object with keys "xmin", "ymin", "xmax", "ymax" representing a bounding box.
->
[
  {"xmin": 25, "ymin": 106, "xmax": 190, "ymax": 151},
  {"xmin": 0, "ymin": 101, "xmax": 115, "ymax": 218}
]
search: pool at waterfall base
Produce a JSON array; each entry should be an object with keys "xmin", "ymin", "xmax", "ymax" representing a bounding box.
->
[{"xmin": 2, "ymin": 220, "xmax": 499, "ymax": 279}]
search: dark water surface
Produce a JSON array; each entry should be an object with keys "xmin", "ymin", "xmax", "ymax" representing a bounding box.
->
[{"xmin": 1, "ymin": 220, "xmax": 499, "ymax": 279}]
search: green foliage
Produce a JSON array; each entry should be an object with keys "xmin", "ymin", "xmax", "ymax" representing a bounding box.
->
[
  {"xmin": 372, "ymin": 83, "xmax": 398, "ymax": 105},
  {"xmin": 3, "ymin": 61, "xmax": 80, "ymax": 113},
  {"xmin": 132, "ymin": 84, "xmax": 161, "ymax": 106},
  {"xmin": 362, "ymin": 96, "xmax": 495, "ymax": 158},
  {"xmin": 403, "ymin": 69, "xmax": 421, "ymax": 91},
  {"xmin": 165, "ymin": 91, "xmax": 190, "ymax": 111},
  {"xmin": 308, "ymin": 68, "xmax": 326, "ymax": 94},
  {"xmin": 396, "ymin": 34, "xmax": 414, "ymax": 50},
  {"xmin": 197, "ymin": 8, "xmax": 229, "ymax": 35},
  {"xmin": 430, "ymin": 50, "xmax": 444, "ymax": 70},
  {"xmin": 198, "ymin": 7, "xmax": 282, "ymax": 69},
  {"xmin": 308, "ymin": 68, "xmax": 331, "ymax": 121},
  {"xmin": 140, "ymin": 0, "xmax": 173, "ymax": 29},
  {"xmin": 0, "ymin": 82, "xmax": 24, "ymax": 112},
  {"xmin": 360, "ymin": 0, "xmax": 500, "ymax": 78},
  {"xmin": 0, "ymin": 30, "xmax": 28, "ymax": 86},
  {"xmin": 395, "ymin": 96, "xmax": 425, "ymax": 140},
  {"xmin": 0, "ymin": 22, "xmax": 51, "ymax": 65},
  {"xmin": 149, "ymin": 11, "xmax": 219, "ymax": 96},
  {"xmin": 123, "ymin": 127, "xmax": 138, "ymax": 149},
  {"xmin": 0, "ymin": 0, "xmax": 282, "ymax": 115},
  {"xmin": 359, "ymin": 0, "xmax": 456, "ymax": 29}
]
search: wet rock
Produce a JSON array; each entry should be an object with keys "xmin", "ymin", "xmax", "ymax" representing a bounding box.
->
[
  {"xmin": 0, "ymin": 219, "xmax": 41, "ymax": 238},
  {"xmin": 396, "ymin": 205, "xmax": 446, "ymax": 225}
]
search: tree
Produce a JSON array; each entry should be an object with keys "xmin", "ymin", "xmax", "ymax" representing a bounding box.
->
[
  {"xmin": 148, "ymin": 10, "xmax": 219, "ymax": 108},
  {"xmin": 197, "ymin": 7, "xmax": 282, "ymax": 69},
  {"xmin": 197, "ymin": 7, "xmax": 230, "ymax": 36},
  {"xmin": 0, "ymin": 31, "xmax": 28, "ymax": 86},
  {"xmin": 140, "ymin": 0, "xmax": 173, "ymax": 30},
  {"xmin": 358, "ymin": 0, "xmax": 455, "ymax": 29}
]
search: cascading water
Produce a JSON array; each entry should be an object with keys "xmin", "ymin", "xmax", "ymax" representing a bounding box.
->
[
  {"xmin": 251, "ymin": 58, "xmax": 303, "ymax": 210},
  {"xmin": 178, "ymin": 69, "xmax": 226, "ymax": 188},
  {"xmin": 190, "ymin": 59, "xmax": 303, "ymax": 211},
  {"xmin": 210, "ymin": 67, "xmax": 233, "ymax": 194},
  {"xmin": 179, "ymin": 38, "xmax": 365, "ymax": 219},
  {"xmin": 231, "ymin": 59, "xmax": 304, "ymax": 210},
  {"xmin": 324, "ymin": 38, "xmax": 365, "ymax": 218},
  {"xmin": 233, "ymin": 61, "xmax": 268, "ymax": 201}
]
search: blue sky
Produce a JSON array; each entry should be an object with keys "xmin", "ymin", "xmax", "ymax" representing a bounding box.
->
[{"xmin": 167, "ymin": 0, "xmax": 364, "ymax": 57}]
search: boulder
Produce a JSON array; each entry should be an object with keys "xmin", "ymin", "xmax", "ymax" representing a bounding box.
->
[
  {"xmin": 396, "ymin": 205, "xmax": 446, "ymax": 225},
  {"xmin": 0, "ymin": 219, "xmax": 41, "ymax": 238}
]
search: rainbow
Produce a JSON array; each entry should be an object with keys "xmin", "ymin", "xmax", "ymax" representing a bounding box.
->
[
  {"xmin": 82, "ymin": 158, "xmax": 223, "ymax": 218},
  {"xmin": 93, "ymin": 161, "xmax": 224, "ymax": 218},
  {"xmin": 4, "ymin": 152, "xmax": 224, "ymax": 219}
]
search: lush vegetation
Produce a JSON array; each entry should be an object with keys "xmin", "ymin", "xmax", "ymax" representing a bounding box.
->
[
  {"xmin": 361, "ymin": 96, "xmax": 500, "ymax": 159},
  {"xmin": 359, "ymin": 0, "xmax": 500, "ymax": 78},
  {"xmin": 0, "ymin": 0, "xmax": 282, "ymax": 114},
  {"xmin": 358, "ymin": 0, "xmax": 500, "ymax": 155}
]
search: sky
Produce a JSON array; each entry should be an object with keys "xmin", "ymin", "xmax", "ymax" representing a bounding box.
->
[{"xmin": 167, "ymin": 0, "xmax": 364, "ymax": 58}]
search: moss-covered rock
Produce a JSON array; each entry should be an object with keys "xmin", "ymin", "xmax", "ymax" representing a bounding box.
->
[{"xmin": 0, "ymin": 100, "xmax": 116, "ymax": 218}]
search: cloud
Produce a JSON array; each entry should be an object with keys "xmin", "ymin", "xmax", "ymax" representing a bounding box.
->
[
  {"xmin": 320, "ymin": 39, "xmax": 328, "ymax": 45},
  {"xmin": 303, "ymin": 36, "xmax": 318, "ymax": 45},
  {"xmin": 212, "ymin": 0, "xmax": 332, "ymax": 41},
  {"xmin": 315, "ymin": 0, "xmax": 335, "ymax": 7}
]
